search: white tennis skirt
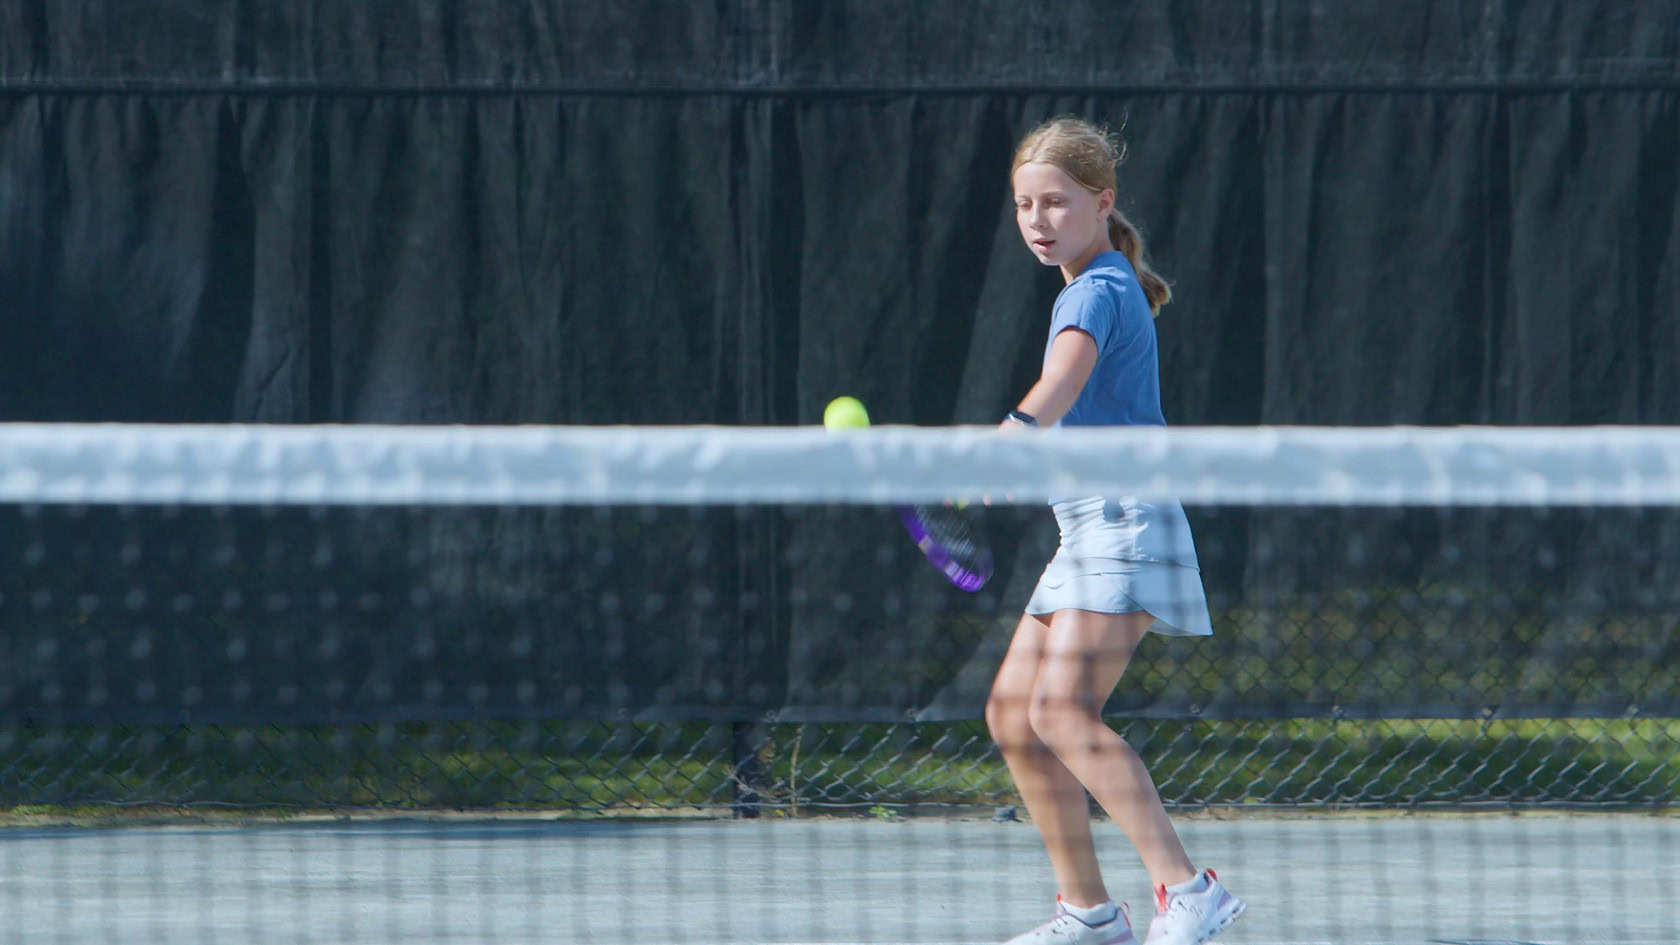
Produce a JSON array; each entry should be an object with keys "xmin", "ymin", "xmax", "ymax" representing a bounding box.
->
[{"xmin": 1024, "ymin": 496, "xmax": 1214, "ymax": 637}]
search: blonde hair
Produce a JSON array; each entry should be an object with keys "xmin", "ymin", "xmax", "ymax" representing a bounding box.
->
[{"xmin": 1011, "ymin": 117, "xmax": 1171, "ymax": 314}]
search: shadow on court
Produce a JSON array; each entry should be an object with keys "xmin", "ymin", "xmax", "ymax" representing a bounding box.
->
[{"xmin": 0, "ymin": 812, "xmax": 1673, "ymax": 944}]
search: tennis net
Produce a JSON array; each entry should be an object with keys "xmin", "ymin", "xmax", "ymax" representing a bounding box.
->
[{"xmin": 0, "ymin": 422, "xmax": 1674, "ymax": 945}]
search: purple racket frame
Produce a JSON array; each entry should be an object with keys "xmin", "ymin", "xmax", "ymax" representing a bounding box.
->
[{"xmin": 896, "ymin": 505, "xmax": 994, "ymax": 592}]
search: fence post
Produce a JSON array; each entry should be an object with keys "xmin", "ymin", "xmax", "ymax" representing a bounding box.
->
[{"xmin": 730, "ymin": 720, "xmax": 764, "ymax": 818}]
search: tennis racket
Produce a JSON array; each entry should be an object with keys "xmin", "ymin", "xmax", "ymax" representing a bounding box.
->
[
  {"xmin": 819, "ymin": 395, "xmax": 992, "ymax": 591},
  {"xmin": 897, "ymin": 502, "xmax": 993, "ymax": 591}
]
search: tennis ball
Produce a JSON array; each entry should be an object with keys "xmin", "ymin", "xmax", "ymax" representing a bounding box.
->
[{"xmin": 822, "ymin": 396, "xmax": 871, "ymax": 430}]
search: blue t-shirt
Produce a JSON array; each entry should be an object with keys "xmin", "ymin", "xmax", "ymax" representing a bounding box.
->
[{"xmin": 1044, "ymin": 252, "xmax": 1165, "ymax": 428}]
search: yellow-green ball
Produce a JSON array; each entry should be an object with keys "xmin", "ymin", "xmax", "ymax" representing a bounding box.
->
[{"xmin": 822, "ymin": 396, "xmax": 871, "ymax": 430}]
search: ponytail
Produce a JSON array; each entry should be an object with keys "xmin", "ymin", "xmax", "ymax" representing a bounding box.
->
[{"xmin": 1107, "ymin": 209, "xmax": 1171, "ymax": 316}]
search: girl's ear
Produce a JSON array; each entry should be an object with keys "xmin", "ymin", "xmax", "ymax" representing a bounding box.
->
[{"xmin": 1097, "ymin": 188, "xmax": 1115, "ymax": 217}]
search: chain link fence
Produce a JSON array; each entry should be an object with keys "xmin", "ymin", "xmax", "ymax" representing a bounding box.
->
[{"xmin": 2, "ymin": 717, "xmax": 1675, "ymax": 814}]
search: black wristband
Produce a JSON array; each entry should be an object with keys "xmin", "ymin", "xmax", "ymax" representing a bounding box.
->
[{"xmin": 1005, "ymin": 409, "xmax": 1038, "ymax": 427}]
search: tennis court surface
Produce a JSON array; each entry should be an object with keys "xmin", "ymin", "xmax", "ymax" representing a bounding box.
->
[{"xmin": 1, "ymin": 811, "xmax": 1674, "ymax": 944}]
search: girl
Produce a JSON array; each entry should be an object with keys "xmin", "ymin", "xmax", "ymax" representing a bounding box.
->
[{"xmin": 988, "ymin": 117, "xmax": 1245, "ymax": 945}]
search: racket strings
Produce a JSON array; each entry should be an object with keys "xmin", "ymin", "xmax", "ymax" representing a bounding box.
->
[{"xmin": 914, "ymin": 507, "xmax": 982, "ymax": 559}]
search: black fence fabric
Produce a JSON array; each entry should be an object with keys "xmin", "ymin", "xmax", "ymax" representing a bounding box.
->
[
  {"xmin": 4, "ymin": 2, "xmax": 1678, "ymax": 91},
  {"xmin": 5, "ymin": 89, "xmax": 1680, "ymax": 424},
  {"xmin": 4, "ymin": 3, "xmax": 1680, "ymax": 430},
  {"xmin": 2, "ymin": 3, "xmax": 1679, "ymax": 729}
]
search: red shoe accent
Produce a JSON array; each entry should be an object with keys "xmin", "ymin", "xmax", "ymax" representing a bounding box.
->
[{"xmin": 1157, "ymin": 869, "xmax": 1218, "ymax": 912}]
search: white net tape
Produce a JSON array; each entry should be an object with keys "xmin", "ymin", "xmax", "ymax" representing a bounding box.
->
[{"xmin": 0, "ymin": 423, "xmax": 1677, "ymax": 506}]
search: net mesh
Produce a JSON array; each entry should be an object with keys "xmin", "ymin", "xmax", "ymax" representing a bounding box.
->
[{"xmin": 0, "ymin": 423, "xmax": 1675, "ymax": 944}]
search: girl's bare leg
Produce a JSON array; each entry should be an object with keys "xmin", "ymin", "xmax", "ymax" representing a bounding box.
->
[
  {"xmin": 1029, "ymin": 609, "xmax": 1196, "ymax": 888},
  {"xmin": 986, "ymin": 612, "xmax": 1111, "ymax": 907}
]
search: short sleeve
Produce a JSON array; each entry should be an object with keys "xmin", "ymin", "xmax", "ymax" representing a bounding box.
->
[{"xmin": 1048, "ymin": 280, "xmax": 1118, "ymax": 358}]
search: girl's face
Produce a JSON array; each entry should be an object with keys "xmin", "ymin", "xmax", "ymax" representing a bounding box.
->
[{"xmin": 1012, "ymin": 161, "xmax": 1113, "ymax": 272}]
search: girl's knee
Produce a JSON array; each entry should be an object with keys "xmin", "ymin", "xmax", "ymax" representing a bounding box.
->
[
  {"xmin": 1026, "ymin": 690, "xmax": 1103, "ymax": 751},
  {"xmin": 985, "ymin": 688, "xmax": 1035, "ymax": 752}
]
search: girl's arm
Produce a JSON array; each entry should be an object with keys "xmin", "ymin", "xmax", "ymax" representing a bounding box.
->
[{"xmin": 1000, "ymin": 328, "xmax": 1098, "ymax": 430}]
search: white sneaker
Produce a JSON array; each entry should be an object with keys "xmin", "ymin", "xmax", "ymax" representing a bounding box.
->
[
  {"xmin": 1142, "ymin": 869, "xmax": 1245, "ymax": 945},
  {"xmin": 1004, "ymin": 896, "xmax": 1138, "ymax": 945}
]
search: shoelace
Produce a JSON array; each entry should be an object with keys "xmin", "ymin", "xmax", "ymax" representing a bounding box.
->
[
  {"xmin": 1048, "ymin": 913, "xmax": 1089, "ymax": 938},
  {"xmin": 1153, "ymin": 887, "xmax": 1204, "ymax": 925}
]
